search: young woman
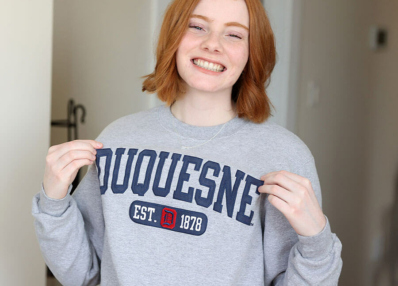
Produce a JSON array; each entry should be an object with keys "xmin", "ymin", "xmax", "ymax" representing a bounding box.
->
[{"xmin": 32, "ymin": 0, "xmax": 343, "ymax": 285}]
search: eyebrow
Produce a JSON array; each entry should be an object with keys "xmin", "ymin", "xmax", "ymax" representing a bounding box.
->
[{"xmin": 191, "ymin": 14, "xmax": 249, "ymax": 32}]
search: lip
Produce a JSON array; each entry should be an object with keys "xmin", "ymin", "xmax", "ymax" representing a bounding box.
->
[{"xmin": 191, "ymin": 57, "xmax": 227, "ymax": 70}]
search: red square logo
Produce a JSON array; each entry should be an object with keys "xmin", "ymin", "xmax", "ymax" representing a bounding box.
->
[{"xmin": 161, "ymin": 208, "xmax": 177, "ymax": 229}]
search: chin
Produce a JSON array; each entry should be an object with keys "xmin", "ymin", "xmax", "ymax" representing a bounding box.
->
[
  {"xmin": 185, "ymin": 80, "xmax": 225, "ymax": 93},
  {"xmin": 192, "ymin": 84, "xmax": 223, "ymax": 93}
]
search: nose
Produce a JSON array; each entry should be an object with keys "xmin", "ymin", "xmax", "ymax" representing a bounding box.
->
[{"xmin": 200, "ymin": 31, "xmax": 222, "ymax": 53}]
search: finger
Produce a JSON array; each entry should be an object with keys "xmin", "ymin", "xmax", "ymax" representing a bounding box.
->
[
  {"xmin": 262, "ymin": 171, "xmax": 306, "ymax": 196},
  {"xmin": 261, "ymin": 170, "xmax": 305, "ymax": 185},
  {"xmin": 278, "ymin": 171, "xmax": 318, "ymax": 203},
  {"xmin": 55, "ymin": 150, "xmax": 96, "ymax": 172},
  {"xmin": 262, "ymin": 171, "xmax": 314, "ymax": 194},
  {"xmin": 268, "ymin": 194, "xmax": 290, "ymax": 214},
  {"xmin": 49, "ymin": 140, "xmax": 102, "ymax": 155},
  {"xmin": 259, "ymin": 184, "xmax": 295, "ymax": 204},
  {"xmin": 61, "ymin": 158, "xmax": 95, "ymax": 180},
  {"xmin": 269, "ymin": 170, "xmax": 318, "ymax": 203},
  {"xmin": 52, "ymin": 140, "xmax": 101, "ymax": 161}
]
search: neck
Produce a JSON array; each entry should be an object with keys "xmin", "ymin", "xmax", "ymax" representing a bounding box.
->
[{"xmin": 170, "ymin": 89, "xmax": 237, "ymax": 127}]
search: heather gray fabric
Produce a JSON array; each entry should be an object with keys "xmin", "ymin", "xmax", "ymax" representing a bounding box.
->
[{"xmin": 31, "ymin": 103, "xmax": 343, "ymax": 286}]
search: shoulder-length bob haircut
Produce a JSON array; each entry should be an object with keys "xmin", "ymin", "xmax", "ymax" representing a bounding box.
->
[{"xmin": 142, "ymin": 0, "xmax": 276, "ymax": 123}]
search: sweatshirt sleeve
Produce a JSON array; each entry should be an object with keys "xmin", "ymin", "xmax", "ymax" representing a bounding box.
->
[
  {"xmin": 264, "ymin": 156, "xmax": 343, "ymax": 286},
  {"xmin": 31, "ymin": 161, "xmax": 104, "ymax": 286}
]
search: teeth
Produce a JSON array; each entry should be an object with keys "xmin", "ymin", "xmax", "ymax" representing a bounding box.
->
[{"xmin": 193, "ymin": 59, "xmax": 225, "ymax": 72}]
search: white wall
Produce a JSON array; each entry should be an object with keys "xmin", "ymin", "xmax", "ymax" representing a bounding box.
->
[
  {"xmin": 264, "ymin": 0, "xmax": 302, "ymax": 132},
  {"xmin": 51, "ymin": 0, "xmax": 155, "ymax": 148},
  {"xmin": 0, "ymin": 1, "xmax": 53, "ymax": 285},
  {"xmin": 149, "ymin": 0, "xmax": 173, "ymax": 108},
  {"xmin": 295, "ymin": 0, "xmax": 374, "ymax": 285},
  {"xmin": 267, "ymin": 0, "xmax": 398, "ymax": 284},
  {"xmin": 363, "ymin": 0, "xmax": 398, "ymax": 284},
  {"xmin": 50, "ymin": 1, "xmax": 175, "ymax": 184}
]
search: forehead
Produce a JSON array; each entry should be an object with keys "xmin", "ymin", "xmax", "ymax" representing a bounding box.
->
[{"xmin": 192, "ymin": 0, "xmax": 249, "ymax": 26}]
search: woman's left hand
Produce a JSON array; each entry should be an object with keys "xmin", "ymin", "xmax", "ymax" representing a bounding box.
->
[{"xmin": 259, "ymin": 170, "xmax": 327, "ymax": 237}]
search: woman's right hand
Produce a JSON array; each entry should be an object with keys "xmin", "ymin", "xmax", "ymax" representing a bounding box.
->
[{"xmin": 43, "ymin": 140, "xmax": 103, "ymax": 200}]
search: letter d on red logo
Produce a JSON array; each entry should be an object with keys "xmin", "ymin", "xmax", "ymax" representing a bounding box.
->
[{"xmin": 161, "ymin": 208, "xmax": 177, "ymax": 229}]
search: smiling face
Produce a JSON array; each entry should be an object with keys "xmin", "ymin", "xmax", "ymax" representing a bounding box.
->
[{"xmin": 176, "ymin": 0, "xmax": 250, "ymax": 94}]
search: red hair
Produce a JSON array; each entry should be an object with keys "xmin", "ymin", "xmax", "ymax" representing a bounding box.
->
[{"xmin": 142, "ymin": 0, "xmax": 276, "ymax": 123}]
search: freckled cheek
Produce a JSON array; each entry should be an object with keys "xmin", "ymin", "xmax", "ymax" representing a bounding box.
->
[
  {"xmin": 177, "ymin": 38, "xmax": 191, "ymax": 62},
  {"xmin": 226, "ymin": 44, "xmax": 249, "ymax": 64},
  {"xmin": 237, "ymin": 48, "xmax": 249, "ymax": 67},
  {"xmin": 179, "ymin": 34, "xmax": 201, "ymax": 51},
  {"xmin": 225, "ymin": 50, "xmax": 249, "ymax": 85}
]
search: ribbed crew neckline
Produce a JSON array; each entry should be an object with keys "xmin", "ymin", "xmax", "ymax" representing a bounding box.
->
[{"xmin": 157, "ymin": 103, "xmax": 249, "ymax": 140}]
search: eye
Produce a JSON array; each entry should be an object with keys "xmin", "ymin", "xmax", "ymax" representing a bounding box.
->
[
  {"xmin": 228, "ymin": 34, "xmax": 242, "ymax": 39},
  {"xmin": 189, "ymin": 25, "xmax": 204, "ymax": 31}
]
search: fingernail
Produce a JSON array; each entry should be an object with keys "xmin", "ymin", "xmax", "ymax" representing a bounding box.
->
[{"xmin": 97, "ymin": 142, "xmax": 102, "ymax": 147}]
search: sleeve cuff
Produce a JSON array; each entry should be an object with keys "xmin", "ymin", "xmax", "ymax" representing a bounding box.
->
[
  {"xmin": 296, "ymin": 215, "xmax": 334, "ymax": 259},
  {"xmin": 39, "ymin": 183, "xmax": 73, "ymax": 217}
]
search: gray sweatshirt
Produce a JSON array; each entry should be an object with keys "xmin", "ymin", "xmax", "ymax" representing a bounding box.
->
[{"xmin": 31, "ymin": 103, "xmax": 343, "ymax": 286}]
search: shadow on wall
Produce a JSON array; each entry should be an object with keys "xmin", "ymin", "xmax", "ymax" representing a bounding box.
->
[{"xmin": 373, "ymin": 162, "xmax": 398, "ymax": 286}]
